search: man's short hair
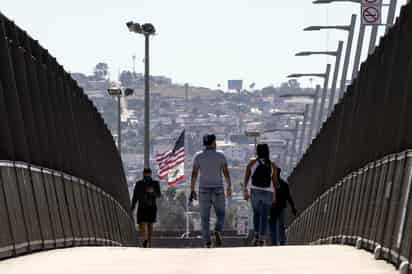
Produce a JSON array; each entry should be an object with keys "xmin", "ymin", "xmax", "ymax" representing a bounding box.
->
[
  {"xmin": 203, "ymin": 134, "xmax": 216, "ymax": 146},
  {"xmin": 143, "ymin": 168, "xmax": 152, "ymax": 174}
]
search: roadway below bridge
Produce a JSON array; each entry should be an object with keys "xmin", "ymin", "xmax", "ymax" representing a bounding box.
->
[{"xmin": 0, "ymin": 245, "xmax": 397, "ymax": 274}]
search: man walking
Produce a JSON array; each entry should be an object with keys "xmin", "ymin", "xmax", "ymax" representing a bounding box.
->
[
  {"xmin": 131, "ymin": 168, "xmax": 161, "ymax": 248},
  {"xmin": 190, "ymin": 134, "xmax": 232, "ymax": 248}
]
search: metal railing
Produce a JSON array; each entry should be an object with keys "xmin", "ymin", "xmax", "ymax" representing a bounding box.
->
[
  {"xmin": 0, "ymin": 161, "xmax": 136, "ymax": 258},
  {"xmin": 0, "ymin": 12, "xmax": 137, "ymax": 258},
  {"xmin": 288, "ymin": 150, "xmax": 412, "ymax": 271},
  {"xmin": 286, "ymin": 2, "xmax": 412, "ymax": 272}
]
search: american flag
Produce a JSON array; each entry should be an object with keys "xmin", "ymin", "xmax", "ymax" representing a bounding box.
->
[{"xmin": 155, "ymin": 130, "xmax": 185, "ymax": 186}]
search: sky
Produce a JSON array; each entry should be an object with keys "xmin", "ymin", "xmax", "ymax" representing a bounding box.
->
[{"xmin": 1, "ymin": 0, "xmax": 408, "ymax": 89}]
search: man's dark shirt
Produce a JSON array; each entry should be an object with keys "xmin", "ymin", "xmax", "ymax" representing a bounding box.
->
[
  {"xmin": 274, "ymin": 179, "xmax": 295, "ymax": 209},
  {"xmin": 131, "ymin": 178, "xmax": 161, "ymax": 210}
]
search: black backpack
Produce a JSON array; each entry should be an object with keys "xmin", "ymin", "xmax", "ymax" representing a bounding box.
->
[{"xmin": 251, "ymin": 159, "xmax": 272, "ymax": 188}]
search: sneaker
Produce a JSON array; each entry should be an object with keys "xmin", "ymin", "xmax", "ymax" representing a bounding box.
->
[
  {"xmin": 205, "ymin": 241, "xmax": 212, "ymax": 248},
  {"xmin": 214, "ymin": 231, "xmax": 223, "ymax": 247},
  {"xmin": 142, "ymin": 240, "xmax": 148, "ymax": 248},
  {"xmin": 259, "ymin": 240, "xmax": 265, "ymax": 247}
]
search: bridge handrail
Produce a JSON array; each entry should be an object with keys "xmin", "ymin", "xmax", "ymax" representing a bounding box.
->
[
  {"xmin": 288, "ymin": 149, "xmax": 412, "ymax": 272},
  {"xmin": 0, "ymin": 160, "xmax": 137, "ymax": 260}
]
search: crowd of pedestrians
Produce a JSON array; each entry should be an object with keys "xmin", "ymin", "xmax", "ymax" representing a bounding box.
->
[{"xmin": 131, "ymin": 134, "xmax": 297, "ymax": 248}]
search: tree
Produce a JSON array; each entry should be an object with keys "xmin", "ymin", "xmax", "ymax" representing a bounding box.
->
[
  {"xmin": 288, "ymin": 79, "xmax": 300, "ymax": 89},
  {"xmin": 93, "ymin": 62, "xmax": 109, "ymax": 80}
]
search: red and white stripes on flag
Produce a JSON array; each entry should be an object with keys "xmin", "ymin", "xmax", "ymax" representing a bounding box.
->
[{"xmin": 155, "ymin": 130, "xmax": 185, "ymax": 186}]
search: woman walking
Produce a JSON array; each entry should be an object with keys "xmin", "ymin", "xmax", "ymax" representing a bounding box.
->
[
  {"xmin": 131, "ymin": 168, "xmax": 161, "ymax": 248},
  {"xmin": 243, "ymin": 144, "xmax": 278, "ymax": 246}
]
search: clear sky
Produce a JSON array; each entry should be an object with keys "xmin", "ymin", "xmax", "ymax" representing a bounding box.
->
[{"xmin": 1, "ymin": 0, "xmax": 408, "ymax": 89}]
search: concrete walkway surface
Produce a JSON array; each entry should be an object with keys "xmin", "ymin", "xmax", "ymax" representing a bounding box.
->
[{"xmin": 0, "ymin": 245, "xmax": 397, "ymax": 274}]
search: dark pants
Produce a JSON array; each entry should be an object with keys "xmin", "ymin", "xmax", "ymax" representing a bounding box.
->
[
  {"xmin": 269, "ymin": 208, "xmax": 287, "ymax": 245},
  {"xmin": 251, "ymin": 189, "xmax": 273, "ymax": 239}
]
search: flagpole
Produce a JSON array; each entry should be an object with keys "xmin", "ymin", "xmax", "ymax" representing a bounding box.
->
[
  {"xmin": 184, "ymin": 126, "xmax": 189, "ymax": 239},
  {"xmin": 184, "ymin": 85, "xmax": 190, "ymax": 239}
]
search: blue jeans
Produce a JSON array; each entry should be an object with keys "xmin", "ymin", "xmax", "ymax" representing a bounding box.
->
[
  {"xmin": 250, "ymin": 189, "xmax": 273, "ymax": 239},
  {"xmin": 270, "ymin": 208, "xmax": 287, "ymax": 245},
  {"xmin": 199, "ymin": 187, "xmax": 225, "ymax": 243}
]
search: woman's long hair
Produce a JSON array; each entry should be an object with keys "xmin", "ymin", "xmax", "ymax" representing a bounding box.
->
[{"xmin": 256, "ymin": 143, "xmax": 270, "ymax": 164}]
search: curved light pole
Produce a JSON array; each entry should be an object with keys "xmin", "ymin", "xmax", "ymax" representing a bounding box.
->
[
  {"xmin": 295, "ymin": 40, "xmax": 344, "ymax": 116},
  {"xmin": 263, "ymin": 127, "xmax": 300, "ymax": 176},
  {"xmin": 287, "ymin": 63, "xmax": 331, "ymax": 135},
  {"xmin": 272, "ymin": 105, "xmax": 311, "ymax": 160},
  {"xmin": 279, "ymin": 86, "xmax": 320, "ymax": 143},
  {"xmin": 313, "ymin": 0, "xmax": 398, "ymax": 76},
  {"xmin": 313, "ymin": 1, "xmax": 364, "ymax": 81},
  {"xmin": 270, "ymin": 109, "xmax": 307, "ymax": 161},
  {"xmin": 304, "ymin": 14, "xmax": 357, "ymax": 100},
  {"xmin": 267, "ymin": 114, "xmax": 305, "ymax": 171},
  {"xmin": 245, "ymin": 131, "xmax": 261, "ymax": 155},
  {"xmin": 126, "ymin": 21, "xmax": 156, "ymax": 168},
  {"xmin": 107, "ymin": 87, "xmax": 134, "ymax": 157}
]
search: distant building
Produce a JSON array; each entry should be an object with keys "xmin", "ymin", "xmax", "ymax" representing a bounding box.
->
[
  {"xmin": 228, "ymin": 80, "xmax": 243, "ymax": 91},
  {"xmin": 217, "ymin": 141, "xmax": 247, "ymax": 162}
]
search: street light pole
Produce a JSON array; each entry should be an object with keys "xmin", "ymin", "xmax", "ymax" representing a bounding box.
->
[
  {"xmin": 352, "ymin": 23, "xmax": 366, "ymax": 80},
  {"xmin": 386, "ymin": 0, "xmax": 398, "ymax": 33},
  {"xmin": 278, "ymin": 89, "xmax": 320, "ymax": 145},
  {"xmin": 328, "ymin": 41, "xmax": 344, "ymax": 115},
  {"xmin": 297, "ymin": 105, "xmax": 310, "ymax": 159},
  {"xmin": 245, "ymin": 131, "xmax": 260, "ymax": 156},
  {"xmin": 312, "ymin": 1, "xmax": 365, "ymax": 82},
  {"xmin": 310, "ymin": 85, "xmax": 321, "ymax": 141},
  {"xmin": 283, "ymin": 140, "xmax": 291, "ymax": 176},
  {"xmin": 369, "ymin": 0, "xmax": 398, "ymax": 53},
  {"xmin": 117, "ymin": 94, "xmax": 122, "ymax": 156},
  {"xmin": 144, "ymin": 34, "xmax": 150, "ymax": 168},
  {"xmin": 325, "ymin": 41, "xmax": 343, "ymax": 115},
  {"xmin": 126, "ymin": 21, "xmax": 156, "ymax": 169},
  {"xmin": 303, "ymin": 15, "xmax": 356, "ymax": 100},
  {"xmin": 286, "ymin": 64, "xmax": 331, "ymax": 137},
  {"xmin": 283, "ymin": 140, "xmax": 291, "ymax": 172},
  {"xmin": 295, "ymin": 41, "xmax": 343, "ymax": 117},
  {"xmin": 317, "ymin": 64, "xmax": 331, "ymax": 133},
  {"xmin": 287, "ymin": 126, "xmax": 300, "ymax": 174},
  {"xmin": 339, "ymin": 14, "xmax": 356, "ymax": 99},
  {"xmin": 108, "ymin": 87, "xmax": 134, "ymax": 157}
]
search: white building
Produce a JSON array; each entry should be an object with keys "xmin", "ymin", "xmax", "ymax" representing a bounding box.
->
[{"xmin": 217, "ymin": 141, "xmax": 247, "ymax": 162}]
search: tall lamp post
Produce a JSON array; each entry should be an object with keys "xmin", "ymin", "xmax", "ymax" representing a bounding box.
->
[
  {"xmin": 304, "ymin": 14, "xmax": 357, "ymax": 100},
  {"xmin": 279, "ymin": 85, "xmax": 320, "ymax": 143},
  {"xmin": 287, "ymin": 63, "xmax": 331, "ymax": 135},
  {"xmin": 261, "ymin": 130, "xmax": 294, "ymax": 175},
  {"xmin": 126, "ymin": 21, "xmax": 156, "ymax": 168},
  {"xmin": 266, "ymin": 119, "xmax": 304, "ymax": 173},
  {"xmin": 295, "ymin": 41, "xmax": 343, "ymax": 116},
  {"xmin": 313, "ymin": 0, "xmax": 398, "ymax": 76},
  {"xmin": 245, "ymin": 131, "xmax": 261, "ymax": 154},
  {"xmin": 107, "ymin": 87, "xmax": 134, "ymax": 156}
]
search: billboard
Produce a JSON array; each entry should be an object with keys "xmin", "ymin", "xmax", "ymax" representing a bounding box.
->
[{"xmin": 228, "ymin": 80, "xmax": 243, "ymax": 91}]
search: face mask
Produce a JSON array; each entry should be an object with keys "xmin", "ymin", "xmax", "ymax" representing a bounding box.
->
[{"xmin": 144, "ymin": 175, "xmax": 151, "ymax": 181}]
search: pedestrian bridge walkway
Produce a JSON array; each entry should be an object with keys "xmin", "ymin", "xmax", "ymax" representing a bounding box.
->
[{"xmin": 0, "ymin": 245, "xmax": 397, "ymax": 274}]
